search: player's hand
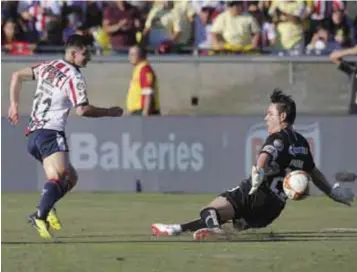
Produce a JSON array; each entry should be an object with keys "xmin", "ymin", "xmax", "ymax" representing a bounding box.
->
[
  {"xmin": 249, "ymin": 166, "xmax": 265, "ymax": 195},
  {"xmin": 329, "ymin": 50, "xmax": 344, "ymax": 64},
  {"xmin": 330, "ymin": 183, "xmax": 355, "ymax": 206},
  {"xmin": 108, "ymin": 106, "xmax": 123, "ymax": 117},
  {"xmin": 8, "ymin": 104, "xmax": 19, "ymax": 125}
]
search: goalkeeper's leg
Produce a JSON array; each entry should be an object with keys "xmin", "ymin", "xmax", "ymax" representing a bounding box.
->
[{"xmin": 151, "ymin": 196, "xmax": 235, "ymax": 238}]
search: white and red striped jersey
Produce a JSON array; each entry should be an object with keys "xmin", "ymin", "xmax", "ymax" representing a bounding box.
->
[
  {"xmin": 26, "ymin": 59, "xmax": 89, "ymax": 133},
  {"xmin": 311, "ymin": 0, "xmax": 345, "ymax": 21}
]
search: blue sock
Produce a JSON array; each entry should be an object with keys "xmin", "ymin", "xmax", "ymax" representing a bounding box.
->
[{"xmin": 37, "ymin": 180, "xmax": 63, "ymax": 220}]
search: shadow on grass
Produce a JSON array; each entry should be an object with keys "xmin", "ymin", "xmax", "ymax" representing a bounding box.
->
[{"xmin": 2, "ymin": 230, "xmax": 357, "ymax": 245}]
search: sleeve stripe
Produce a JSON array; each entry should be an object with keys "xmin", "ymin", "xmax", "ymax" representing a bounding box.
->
[{"xmin": 69, "ymin": 79, "xmax": 77, "ymax": 105}]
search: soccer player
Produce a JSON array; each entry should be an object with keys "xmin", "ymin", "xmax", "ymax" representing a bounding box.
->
[
  {"xmin": 126, "ymin": 45, "xmax": 161, "ymax": 116},
  {"xmin": 7, "ymin": 34, "xmax": 123, "ymax": 239},
  {"xmin": 151, "ymin": 90, "xmax": 354, "ymax": 240}
]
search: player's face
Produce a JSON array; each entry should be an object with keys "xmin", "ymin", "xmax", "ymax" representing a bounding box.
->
[
  {"xmin": 128, "ymin": 47, "xmax": 139, "ymax": 65},
  {"xmin": 264, "ymin": 103, "xmax": 283, "ymax": 134},
  {"xmin": 74, "ymin": 47, "xmax": 91, "ymax": 67}
]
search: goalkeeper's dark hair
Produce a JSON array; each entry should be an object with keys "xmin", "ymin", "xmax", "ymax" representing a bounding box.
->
[
  {"xmin": 65, "ymin": 34, "xmax": 89, "ymax": 50},
  {"xmin": 270, "ymin": 89, "xmax": 296, "ymax": 125}
]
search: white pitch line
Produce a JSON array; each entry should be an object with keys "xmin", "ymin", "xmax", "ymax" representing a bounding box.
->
[{"xmin": 320, "ymin": 228, "xmax": 357, "ymax": 233}]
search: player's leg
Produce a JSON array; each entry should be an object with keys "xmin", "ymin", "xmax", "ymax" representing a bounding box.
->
[
  {"xmin": 152, "ymin": 180, "xmax": 286, "ymax": 240},
  {"xmin": 28, "ymin": 151, "xmax": 70, "ymax": 238},
  {"xmin": 46, "ymin": 163, "xmax": 78, "ymax": 231},
  {"xmin": 27, "ymin": 130, "xmax": 72, "ymax": 239},
  {"xmin": 151, "ymin": 195, "xmax": 236, "ymax": 238},
  {"xmin": 191, "ymin": 196, "xmax": 236, "ymax": 240},
  {"xmin": 26, "ymin": 131, "xmax": 54, "ymax": 239}
]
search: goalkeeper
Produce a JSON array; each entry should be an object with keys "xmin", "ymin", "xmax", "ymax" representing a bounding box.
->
[{"xmin": 151, "ymin": 90, "xmax": 354, "ymax": 241}]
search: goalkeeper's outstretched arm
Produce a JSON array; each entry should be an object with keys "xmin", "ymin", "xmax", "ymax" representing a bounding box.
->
[{"xmin": 309, "ymin": 167, "xmax": 354, "ymax": 206}]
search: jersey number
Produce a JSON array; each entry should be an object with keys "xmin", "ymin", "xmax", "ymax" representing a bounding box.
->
[
  {"xmin": 270, "ymin": 177, "xmax": 286, "ymax": 202},
  {"xmin": 33, "ymin": 93, "xmax": 52, "ymax": 118}
]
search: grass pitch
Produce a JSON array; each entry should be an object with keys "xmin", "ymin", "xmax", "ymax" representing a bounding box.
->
[{"xmin": 2, "ymin": 193, "xmax": 357, "ymax": 272}]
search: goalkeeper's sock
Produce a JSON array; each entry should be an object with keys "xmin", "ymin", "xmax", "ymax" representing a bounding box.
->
[
  {"xmin": 200, "ymin": 207, "xmax": 221, "ymax": 228},
  {"xmin": 180, "ymin": 219, "xmax": 206, "ymax": 232}
]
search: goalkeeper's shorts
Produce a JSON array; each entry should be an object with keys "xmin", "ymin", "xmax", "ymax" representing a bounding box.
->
[{"xmin": 220, "ymin": 179, "xmax": 286, "ymax": 229}]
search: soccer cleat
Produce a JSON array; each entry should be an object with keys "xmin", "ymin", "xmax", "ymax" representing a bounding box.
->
[
  {"xmin": 151, "ymin": 223, "xmax": 182, "ymax": 237},
  {"xmin": 28, "ymin": 214, "xmax": 53, "ymax": 239},
  {"xmin": 46, "ymin": 208, "xmax": 62, "ymax": 231},
  {"xmin": 193, "ymin": 227, "xmax": 227, "ymax": 241}
]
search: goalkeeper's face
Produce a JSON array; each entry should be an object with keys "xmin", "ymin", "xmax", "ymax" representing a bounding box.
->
[{"xmin": 264, "ymin": 103, "xmax": 284, "ymax": 134}]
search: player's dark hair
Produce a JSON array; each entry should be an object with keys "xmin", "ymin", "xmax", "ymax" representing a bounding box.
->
[
  {"xmin": 65, "ymin": 34, "xmax": 88, "ymax": 50},
  {"xmin": 270, "ymin": 89, "xmax": 296, "ymax": 125}
]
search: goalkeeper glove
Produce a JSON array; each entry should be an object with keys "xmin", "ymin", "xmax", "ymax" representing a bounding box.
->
[
  {"xmin": 249, "ymin": 165, "xmax": 265, "ymax": 195},
  {"xmin": 330, "ymin": 183, "xmax": 355, "ymax": 206}
]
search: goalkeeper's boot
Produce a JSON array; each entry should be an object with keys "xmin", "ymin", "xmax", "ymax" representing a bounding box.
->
[
  {"xmin": 151, "ymin": 223, "xmax": 182, "ymax": 237},
  {"xmin": 46, "ymin": 207, "xmax": 62, "ymax": 231},
  {"xmin": 28, "ymin": 213, "xmax": 53, "ymax": 239},
  {"xmin": 193, "ymin": 227, "xmax": 227, "ymax": 241}
]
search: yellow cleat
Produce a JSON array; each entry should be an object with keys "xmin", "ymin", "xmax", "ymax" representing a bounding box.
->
[
  {"xmin": 47, "ymin": 208, "xmax": 62, "ymax": 231},
  {"xmin": 28, "ymin": 214, "xmax": 53, "ymax": 239}
]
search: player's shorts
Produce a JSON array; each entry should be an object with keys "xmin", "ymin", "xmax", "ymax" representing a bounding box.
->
[
  {"xmin": 27, "ymin": 129, "xmax": 69, "ymax": 162},
  {"xmin": 220, "ymin": 179, "xmax": 286, "ymax": 229}
]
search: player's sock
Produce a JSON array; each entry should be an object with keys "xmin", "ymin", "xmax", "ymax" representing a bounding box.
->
[
  {"xmin": 36, "ymin": 179, "xmax": 66, "ymax": 220},
  {"xmin": 200, "ymin": 207, "xmax": 221, "ymax": 228},
  {"xmin": 59, "ymin": 177, "xmax": 75, "ymax": 198},
  {"xmin": 180, "ymin": 219, "xmax": 206, "ymax": 232}
]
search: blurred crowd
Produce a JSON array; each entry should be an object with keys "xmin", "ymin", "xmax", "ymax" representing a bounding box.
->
[{"xmin": 2, "ymin": 0, "xmax": 357, "ymax": 56}]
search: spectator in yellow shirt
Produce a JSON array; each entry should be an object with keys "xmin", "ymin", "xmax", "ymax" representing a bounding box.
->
[
  {"xmin": 143, "ymin": 0, "xmax": 195, "ymax": 52},
  {"xmin": 269, "ymin": 0, "xmax": 306, "ymax": 55},
  {"xmin": 210, "ymin": 1, "xmax": 261, "ymax": 53}
]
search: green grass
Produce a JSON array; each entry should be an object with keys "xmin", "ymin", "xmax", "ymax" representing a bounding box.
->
[{"xmin": 2, "ymin": 193, "xmax": 357, "ymax": 272}]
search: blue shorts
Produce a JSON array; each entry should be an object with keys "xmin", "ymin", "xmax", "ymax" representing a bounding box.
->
[{"xmin": 27, "ymin": 129, "xmax": 69, "ymax": 162}]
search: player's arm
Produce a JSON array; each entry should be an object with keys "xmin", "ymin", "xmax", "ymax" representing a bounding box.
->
[
  {"xmin": 309, "ymin": 167, "xmax": 333, "ymax": 196},
  {"xmin": 68, "ymin": 76, "xmax": 123, "ymax": 118},
  {"xmin": 76, "ymin": 104, "xmax": 123, "ymax": 117},
  {"xmin": 9, "ymin": 67, "xmax": 34, "ymax": 106},
  {"xmin": 329, "ymin": 45, "xmax": 357, "ymax": 65},
  {"xmin": 309, "ymin": 167, "xmax": 354, "ymax": 206},
  {"xmin": 249, "ymin": 135, "xmax": 280, "ymax": 194},
  {"xmin": 8, "ymin": 67, "xmax": 34, "ymax": 125},
  {"xmin": 303, "ymin": 138, "xmax": 354, "ymax": 206}
]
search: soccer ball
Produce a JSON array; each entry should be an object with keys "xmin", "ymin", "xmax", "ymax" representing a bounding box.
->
[{"xmin": 283, "ymin": 170, "xmax": 311, "ymax": 200}]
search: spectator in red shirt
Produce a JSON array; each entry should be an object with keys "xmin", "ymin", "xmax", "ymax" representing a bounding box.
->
[
  {"xmin": 102, "ymin": 0, "xmax": 141, "ymax": 51},
  {"xmin": 1, "ymin": 18, "xmax": 35, "ymax": 56}
]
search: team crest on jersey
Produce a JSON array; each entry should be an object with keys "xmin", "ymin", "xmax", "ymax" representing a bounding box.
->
[
  {"xmin": 273, "ymin": 139, "xmax": 284, "ymax": 151},
  {"xmin": 77, "ymin": 82, "xmax": 85, "ymax": 91}
]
